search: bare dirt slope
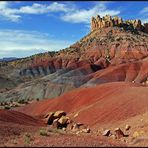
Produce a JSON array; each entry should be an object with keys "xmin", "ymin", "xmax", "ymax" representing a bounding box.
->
[{"xmin": 16, "ymin": 82, "xmax": 148, "ymax": 126}]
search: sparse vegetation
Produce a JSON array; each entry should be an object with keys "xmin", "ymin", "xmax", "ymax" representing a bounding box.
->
[
  {"xmin": 18, "ymin": 99, "xmax": 27, "ymax": 104},
  {"xmin": 39, "ymin": 128, "xmax": 49, "ymax": 136},
  {"xmin": 4, "ymin": 105, "xmax": 10, "ymax": 110},
  {"xmin": 24, "ymin": 133, "xmax": 32, "ymax": 145},
  {"xmin": 36, "ymin": 98, "xmax": 39, "ymax": 101}
]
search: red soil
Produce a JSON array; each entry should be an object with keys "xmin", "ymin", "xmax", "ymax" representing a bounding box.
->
[
  {"xmin": 89, "ymin": 60, "xmax": 148, "ymax": 84},
  {"xmin": 16, "ymin": 82, "xmax": 148, "ymax": 127},
  {"xmin": 0, "ymin": 109, "xmax": 44, "ymax": 126}
]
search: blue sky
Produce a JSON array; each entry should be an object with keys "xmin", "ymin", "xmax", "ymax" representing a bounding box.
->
[{"xmin": 0, "ymin": 1, "xmax": 147, "ymax": 58}]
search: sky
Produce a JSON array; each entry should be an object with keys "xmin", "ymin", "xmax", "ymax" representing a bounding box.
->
[{"xmin": 0, "ymin": 1, "xmax": 147, "ymax": 58}]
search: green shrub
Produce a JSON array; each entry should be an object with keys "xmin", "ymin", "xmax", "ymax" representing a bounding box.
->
[
  {"xmin": 24, "ymin": 133, "xmax": 31, "ymax": 145},
  {"xmin": 18, "ymin": 99, "xmax": 27, "ymax": 104},
  {"xmin": 39, "ymin": 129, "xmax": 48, "ymax": 136},
  {"xmin": 36, "ymin": 98, "xmax": 39, "ymax": 101},
  {"xmin": 4, "ymin": 105, "xmax": 10, "ymax": 110}
]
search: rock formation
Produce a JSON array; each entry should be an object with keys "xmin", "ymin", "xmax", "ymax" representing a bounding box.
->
[{"xmin": 91, "ymin": 15, "xmax": 148, "ymax": 33}]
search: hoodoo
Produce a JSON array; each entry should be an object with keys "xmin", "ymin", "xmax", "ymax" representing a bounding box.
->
[{"xmin": 91, "ymin": 14, "xmax": 148, "ymax": 33}]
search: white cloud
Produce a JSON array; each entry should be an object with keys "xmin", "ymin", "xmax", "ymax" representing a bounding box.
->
[
  {"xmin": 0, "ymin": 2, "xmax": 21, "ymax": 22},
  {"xmin": 0, "ymin": 2, "xmax": 120, "ymax": 23},
  {"xmin": 140, "ymin": 7, "xmax": 148, "ymax": 14},
  {"xmin": 0, "ymin": 29, "xmax": 73, "ymax": 58},
  {"xmin": 19, "ymin": 3, "xmax": 48, "ymax": 14},
  {"xmin": 0, "ymin": 2, "xmax": 72, "ymax": 22},
  {"xmin": 0, "ymin": 2, "xmax": 8, "ymax": 9},
  {"xmin": 139, "ymin": 7, "xmax": 148, "ymax": 24},
  {"xmin": 19, "ymin": 2, "xmax": 70, "ymax": 14},
  {"xmin": 46, "ymin": 2, "xmax": 71, "ymax": 12},
  {"xmin": 141, "ymin": 18, "xmax": 148, "ymax": 24},
  {"xmin": 61, "ymin": 3, "xmax": 120, "ymax": 24}
]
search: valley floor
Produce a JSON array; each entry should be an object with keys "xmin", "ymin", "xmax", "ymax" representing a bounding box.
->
[{"xmin": 0, "ymin": 121, "xmax": 126, "ymax": 147}]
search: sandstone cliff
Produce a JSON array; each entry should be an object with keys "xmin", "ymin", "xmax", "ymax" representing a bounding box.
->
[{"xmin": 91, "ymin": 15, "xmax": 148, "ymax": 33}]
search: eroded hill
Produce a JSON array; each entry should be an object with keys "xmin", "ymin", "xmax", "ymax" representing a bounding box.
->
[{"xmin": 0, "ymin": 15, "xmax": 147, "ymax": 102}]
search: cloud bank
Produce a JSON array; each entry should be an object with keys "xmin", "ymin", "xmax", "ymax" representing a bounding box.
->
[
  {"xmin": 0, "ymin": 29, "xmax": 73, "ymax": 58},
  {"xmin": 0, "ymin": 2, "xmax": 120, "ymax": 23}
]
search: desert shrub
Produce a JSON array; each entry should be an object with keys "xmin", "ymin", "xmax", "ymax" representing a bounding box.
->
[
  {"xmin": 24, "ymin": 133, "xmax": 32, "ymax": 145},
  {"xmin": 39, "ymin": 128, "xmax": 48, "ymax": 136},
  {"xmin": 4, "ymin": 105, "xmax": 10, "ymax": 110},
  {"xmin": 36, "ymin": 98, "xmax": 39, "ymax": 101},
  {"xmin": 18, "ymin": 99, "xmax": 27, "ymax": 104}
]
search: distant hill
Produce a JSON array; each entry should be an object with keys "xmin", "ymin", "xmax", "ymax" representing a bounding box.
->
[{"xmin": 0, "ymin": 57, "xmax": 18, "ymax": 62}]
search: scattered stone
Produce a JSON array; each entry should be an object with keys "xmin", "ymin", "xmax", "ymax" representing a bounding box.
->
[
  {"xmin": 121, "ymin": 138, "xmax": 126, "ymax": 143},
  {"xmin": 66, "ymin": 123, "xmax": 74, "ymax": 131},
  {"xmin": 67, "ymin": 119, "xmax": 73, "ymax": 124},
  {"xmin": 43, "ymin": 110, "xmax": 91, "ymax": 135},
  {"xmin": 72, "ymin": 123, "xmax": 79, "ymax": 131},
  {"xmin": 125, "ymin": 125, "xmax": 130, "ymax": 131},
  {"xmin": 76, "ymin": 131, "xmax": 80, "ymax": 135},
  {"xmin": 58, "ymin": 116, "xmax": 69, "ymax": 125},
  {"xmin": 77, "ymin": 123, "xmax": 84, "ymax": 126},
  {"xmin": 62, "ymin": 127, "xmax": 66, "ymax": 131},
  {"xmin": 102, "ymin": 129, "xmax": 111, "ymax": 136},
  {"xmin": 110, "ymin": 134, "xmax": 117, "ymax": 139},
  {"xmin": 43, "ymin": 112, "xmax": 55, "ymax": 124},
  {"xmin": 53, "ymin": 111, "xmax": 66, "ymax": 118},
  {"xmin": 44, "ymin": 112, "xmax": 54, "ymax": 118},
  {"xmin": 52, "ymin": 119, "xmax": 59, "ymax": 128},
  {"xmin": 114, "ymin": 128, "xmax": 125, "ymax": 139},
  {"xmin": 82, "ymin": 128, "xmax": 91, "ymax": 133}
]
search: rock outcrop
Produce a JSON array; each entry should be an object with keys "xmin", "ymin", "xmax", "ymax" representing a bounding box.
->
[{"xmin": 91, "ymin": 15, "xmax": 148, "ymax": 33}]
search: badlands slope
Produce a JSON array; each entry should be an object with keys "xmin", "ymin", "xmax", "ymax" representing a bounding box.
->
[
  {"xmin": 16, "ymin": 82, "xmax": 148, "ymax": 127},
  {"xmin": 0, "ymin": 27, "xmax": 148, "ymax": 102},
  {"xmin": 0, "ymin": 19, "xmax": 147, "ymax": 146}
]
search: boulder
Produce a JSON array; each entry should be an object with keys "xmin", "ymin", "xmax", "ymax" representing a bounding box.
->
[
  {"xmin": 125, "ymin": 125, "xmax": 130, "ymax": 131},
  {"xmin": 43, "ymin": 112, "xmax": 55, "ymax": 124},
  {"xmin": 76, "ymin": 123, "xmax": 84, "ymax": 126},
  {"xmin": 52, "ymin": 119, "xmax": 60, "ymax": 128},
  {"xmin": 62, "ymin": 127, "xmax": 66, "ymax": 131},
  {"xmin": 72, "ymin": 123, "xmax": 79, "ymax": 132},
  {"xmin": 58, "ymin": 116, "xmax": 69, "ymax": 125},
  {"xmin": 81, "ymin": 128, "xmax": 91, "ymax": 133},
  {"xmin": 102, "ymin": 129, "xmax": 111, "ymax": 136},
  {"xmin": 66, "ymin": 123, "xmax": 74, "ymax": 131},
  {"xmin": 67, "ymin": 119, "xmax": 73, "ymax": 124},
  {"xmin": 53, "ymin": 111, "xmax": 66, "ymax": 118},
  {"xmin": 114, "ymin": 128, "xmax": 125, "ymax": 138}
]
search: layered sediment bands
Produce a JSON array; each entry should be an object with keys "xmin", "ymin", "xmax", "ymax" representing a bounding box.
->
[
  {"xmin": 0, "ymin": 17, "xmax": 147, "ymax": 102},
  {"xmin": 0, "ymin": 64, "xmax": 96, "ymax": 102},
  {"xmin": 0, "ymin": 60, "xmax": 147, "ymax": 102},
  {"xmin": 16, "ymin": 82, "xmax": 148, "ymax": 127},
  {"xmin": 20, "ymin": 28, "xmax": 148, "ymax": 77},
  {"xmin": 84, "ymin": 60, "xmax": 148, "ymax": 86},
  {"xmin": 0, "ymin": 109, "xmax": 44, "ymax": 126},
  {"xmin": 20, "ymin": 65, "xmax": 56, "ymax": 77}
]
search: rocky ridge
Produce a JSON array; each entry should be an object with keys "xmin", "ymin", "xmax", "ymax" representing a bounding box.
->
[{"xmin": 91, "ymin": 15, "xmax": 148, "ymax": 33}]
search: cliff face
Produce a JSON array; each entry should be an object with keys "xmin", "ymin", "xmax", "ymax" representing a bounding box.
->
[{"xmin": 91, "ymin": 15, "xmax": 148, "ymax": 33}]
